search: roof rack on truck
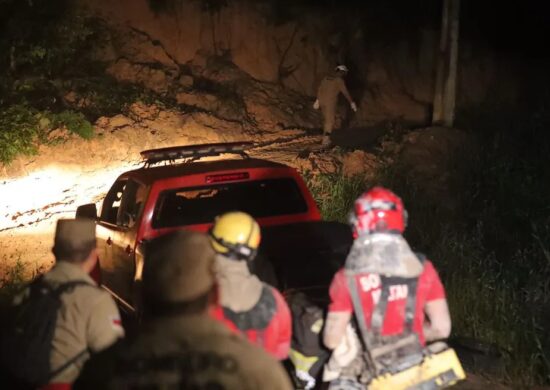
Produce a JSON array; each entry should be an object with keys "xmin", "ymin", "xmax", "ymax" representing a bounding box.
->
[{"xmin": 140, "ymin": 142, "xmax": 253, "ymax": 167}]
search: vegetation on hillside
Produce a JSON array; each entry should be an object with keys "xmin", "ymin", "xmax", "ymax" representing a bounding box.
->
[
  {"xmin": 0, "ymin": 0, "xmax": 96, "ymax": 163},
  {"xmin": 0, "ymin": 0, "xmax": 170, "ymax": 164}
]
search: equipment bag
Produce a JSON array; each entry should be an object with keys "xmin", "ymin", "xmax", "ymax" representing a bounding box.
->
[
  {"xmin": 0, "ymin": 278, "xmax": 91, "ymax": 387},
  {"xmin": 287, "ymin": 291, "xmax": 331, "ymax": 389}
]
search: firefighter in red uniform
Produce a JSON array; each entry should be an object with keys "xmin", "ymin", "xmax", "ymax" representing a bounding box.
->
[
  {"xmin": 209, "ymin": 211, "xmax": 292, "ymax": 360},
  {"xmin": 323, "ymin": 187, "xmax": 452, "ymax": 388}
]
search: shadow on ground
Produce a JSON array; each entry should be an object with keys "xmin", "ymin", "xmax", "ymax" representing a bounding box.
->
[{"xmin": 331, "ymin": 126, "xmax": 386, "ymax": 151}]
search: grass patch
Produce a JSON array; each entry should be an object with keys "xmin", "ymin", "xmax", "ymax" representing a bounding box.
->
[
  {"xmin": 306, "ymin": 172, "xmax": 368, "ymax": 222},
  {"xmin": 0, "ymin": 104, "xmax": 41, "ymax": 163},
  {"xmin": 432, "ymin": 225, "xmax": 550, "ymax": 386}
]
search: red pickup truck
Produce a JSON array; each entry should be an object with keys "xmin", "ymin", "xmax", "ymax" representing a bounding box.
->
[{"xmin": 76, "ymin": 142, "xmax": 351, "ymax": 311}]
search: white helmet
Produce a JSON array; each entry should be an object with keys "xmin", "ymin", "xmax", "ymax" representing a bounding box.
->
[{"xmin": 335, "ymin": 65, "xmax": 349, "ymax": 73}]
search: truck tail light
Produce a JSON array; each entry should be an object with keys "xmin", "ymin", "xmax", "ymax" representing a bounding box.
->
[{"xmin": 205, "ymin": 172, "xmax": 250, "ymax": 183}]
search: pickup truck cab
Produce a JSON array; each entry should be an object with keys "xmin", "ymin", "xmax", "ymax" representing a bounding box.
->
[{"xmin": 77, "ymin": 142, "xmax": 324, "ymax": 310}]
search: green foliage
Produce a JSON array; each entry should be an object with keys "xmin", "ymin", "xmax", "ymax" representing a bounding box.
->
[
  {"xmin": 0, "ymin": 104, "xmax": 94, "ymax": 164},
  {"xmin": 0, "ymin": 0, "xmax": 104, "ymax": 77},
  {"xmin": 306, "ymin": 172, "xmax": 368, "ymax": 223},
  {"xmin": 49, "ymin": 111, "xmax": 94, "ymax": 139},
  {"xmin": 0, "ymin": 104, "xmax": 40, "ymax": 164},
  {"xmin": 432, "ymin": 225, "xmax": 550, "ymax": 385},
  {"xmin": 0, "ymin": 72, "xmax": 175, "ymax": 163},
  {"xmin": 0, "ymin": 0, "xmax": 112, "ymax": 163},
  {"xmin": 0, "ymin": 0, "xmax": 181, "ymax": 164},
  {"xmin": 381, "ymin": 147, "xmax": 550, "ymax": 386}
]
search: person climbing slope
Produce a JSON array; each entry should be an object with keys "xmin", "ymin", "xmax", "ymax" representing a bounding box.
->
[{"xmin": 313, "ymin": 65, "xmax": 357, "ymax": 148}]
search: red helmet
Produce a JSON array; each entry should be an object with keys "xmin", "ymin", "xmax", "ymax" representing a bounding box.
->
[{"xmin": 350, "ymin": 187, "xmax": 407, "ymax": 236}]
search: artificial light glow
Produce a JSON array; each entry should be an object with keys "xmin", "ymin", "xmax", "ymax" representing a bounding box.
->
[
  {"xmin": 1, "ymin": 167, "xmax": 74, "ymax": 230},
  {"xmin": 0, "ymin": 162, "xmax": 138, "ymax": 279},
  {"xmin": 0, "ymin": 163, "xmax": 137, "ymax": 232}
]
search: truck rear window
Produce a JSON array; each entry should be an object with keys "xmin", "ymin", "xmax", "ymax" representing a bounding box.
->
[{"xmin": 152, "ymin": 178, "xmax": 309, "ymax": 228}]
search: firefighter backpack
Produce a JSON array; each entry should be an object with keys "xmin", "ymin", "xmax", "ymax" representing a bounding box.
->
[
  {"xmin": 347, "ymin": 259, "xmax": 466, "ymax": 389},
  {"xmin": 0, "ymin": 278, "xmax": 90, "ymax": 387}
]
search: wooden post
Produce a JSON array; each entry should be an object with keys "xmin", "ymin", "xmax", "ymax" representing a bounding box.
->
[
  {"xmin": 432, "ymin": 0, "xmax": 450, "ymax": 124},
  {"xmin": 443, "ymin": 0, "xmax": 460, "ymax": 127},
  {"xmin": 432, "ymin": 0, "xmax": 460, "ymax": 127}
]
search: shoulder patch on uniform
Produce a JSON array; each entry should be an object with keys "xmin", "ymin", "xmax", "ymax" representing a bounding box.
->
[{"xmin": 110, "ymin": 314, "xmax": 123, "ymax": 330}]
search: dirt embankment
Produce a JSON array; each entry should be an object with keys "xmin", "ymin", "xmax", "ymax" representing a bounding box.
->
[{"xmin": 80, "ymin": 0, "xmax": 521, "ymax": 128}]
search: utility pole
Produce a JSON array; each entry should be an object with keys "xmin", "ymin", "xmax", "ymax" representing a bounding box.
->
[
  {"xmin": 432, "ymin": 0, "xmax": 460, "ymax": 127},
  {"xmin": 432, "ymin": 0, "xmax": 449, "ymax": 125}
]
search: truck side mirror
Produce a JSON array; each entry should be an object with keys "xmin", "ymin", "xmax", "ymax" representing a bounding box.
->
[{"xmin": 76, "ymin": 203, "xmax": 98, "ymax": 220}]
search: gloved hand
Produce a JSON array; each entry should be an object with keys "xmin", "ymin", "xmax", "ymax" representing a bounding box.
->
[
  {"xmin": 296, "ymin": 370, "xmax": 316, "ymax": 390},
  {"xmin": 323, "ymin": 324, "xmax": 360, "ymax": 382},
  {"xmin": 313, "ymin": 99, "xmax": 320, "ymax": 110},
  {"xmin": 350, "ymin": 102, "xmax": 357, "ymax": 112}
]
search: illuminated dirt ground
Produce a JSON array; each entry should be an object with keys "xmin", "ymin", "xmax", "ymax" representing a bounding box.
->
[{"xmin": 0, "ymin": 165, "xmax": 136, "ymax": 279}]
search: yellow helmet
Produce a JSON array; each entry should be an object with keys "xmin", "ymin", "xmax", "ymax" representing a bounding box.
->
[{"xmin": 209, "ymin": 211, "xmax": 261, "ymax": 260}]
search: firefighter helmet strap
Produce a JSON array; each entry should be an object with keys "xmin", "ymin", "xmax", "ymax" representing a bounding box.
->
[{"xmin": 210, "ymin": 233, "xmax": 257, "ymax": 261}]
